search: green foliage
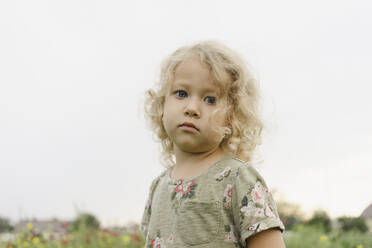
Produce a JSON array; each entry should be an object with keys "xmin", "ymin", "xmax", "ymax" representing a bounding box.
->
[
  {"xmin": 285, "ymin": 224, "xmax": 328, "ymax": 248},
  {"xmin": 285, "ymin": 224, "xmax": 372, "ymax": 248},
  {"xmin": 282, "ymin": 215, "xmax": 305, "ymax": 230},
  {"xmin": 71, "ymin": 212, "xmax": 100, "ymax": 232},
  {"xmin": 306, "ymin": 209, "xmax": 332, "ymax": 233},
  {"xmin": 276, "ymin": 198, "xmax": 306, "ymax": 230},
  {"xmin": 0, "ymin": 216, "xmax": 14, "ymax": 233},
  {"xmin": 0, "ymin": 220, "xmax": 144, "ymax": 248},
  {"xmin": 1, "ymin": 219, "xmax": 372, "ymax": 248},
  {"xmin": 337, "ymin": 216, "xmax": 369, "ymax": 233}
]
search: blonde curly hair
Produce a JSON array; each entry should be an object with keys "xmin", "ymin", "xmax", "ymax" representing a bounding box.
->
[{"xmin": 144, "ymin": 40, "xmax": 265, "ymax": 169}]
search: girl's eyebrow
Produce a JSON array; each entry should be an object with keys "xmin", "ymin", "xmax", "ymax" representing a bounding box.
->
[{"xmin": 172, "ymin": 82, "xmax": 190, "ymax": 90}]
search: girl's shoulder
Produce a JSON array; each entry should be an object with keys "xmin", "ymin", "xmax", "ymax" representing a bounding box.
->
[
  {"xmin": 222, "ymin": 155, "xmax": 254, "ymax": 167},
  {"xmin": 148, "ymin": 169, "xmax": 168, "ymax": 190},
  {"xmin": 222, "ymin": 156, "xmax": 268, "ymax": 186},
  {"xmin": 220, "ymin": 155, "xmax": 257, "ymax": 173}
]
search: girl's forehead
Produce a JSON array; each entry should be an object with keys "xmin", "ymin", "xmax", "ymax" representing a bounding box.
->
[
  {"xmin": 174, "ymin": 60, "xmax": 229, "ymax": 84},
  {"xmin": 174, "ymin": 56, "xmax": 211, "ymax": 77}
]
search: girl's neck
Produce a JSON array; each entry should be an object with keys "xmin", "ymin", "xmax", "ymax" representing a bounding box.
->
[{"xmin": 173, "ymin": 145, "xmax": 227, "ymax": 171}]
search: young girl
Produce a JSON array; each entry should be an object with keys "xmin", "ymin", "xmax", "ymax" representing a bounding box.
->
[{"xmin": 140, "ymin": 41, "xmax": 286, "ymax": 248}]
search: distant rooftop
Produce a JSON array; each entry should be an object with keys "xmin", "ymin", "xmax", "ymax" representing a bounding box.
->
[{"xmin": 361, "ymin": 202, "xmax": 372, "ymax": 218}]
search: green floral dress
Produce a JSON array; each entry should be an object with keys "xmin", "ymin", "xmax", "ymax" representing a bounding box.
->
[{"xmin": 140, "ymin": 155, "xmax": 285, "ymax": 248}]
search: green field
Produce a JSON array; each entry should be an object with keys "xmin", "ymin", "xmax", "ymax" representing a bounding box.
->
[{"xmin": 1, "ymin": 222, "xmax": 371, "ymax": 248}]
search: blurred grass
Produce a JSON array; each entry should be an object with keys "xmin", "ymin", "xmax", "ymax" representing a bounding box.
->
[
  {"xmin": 0, "ymin": 222, "xmax": 144, "ymax": 248},
  {"xmin": 1, "ymin": 222, "xmax": 371, "ymax": 248},
  {"xmin": 285, "ymin": 224, "xmax": 372, "ymax": 248}
]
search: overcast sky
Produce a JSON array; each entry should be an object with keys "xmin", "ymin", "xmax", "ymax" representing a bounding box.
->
[{"xmin": 1, "ymin": 0, "xmax": 371, "ymax": 227}]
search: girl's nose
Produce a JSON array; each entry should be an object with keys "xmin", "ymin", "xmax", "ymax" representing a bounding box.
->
[
  {"xmin": 184, "ymin": 98, "xmax": 200, "ymax": 118},
  {"xmin": 184, "ymin": 108, "xmax": 199, "ymax": 118}
]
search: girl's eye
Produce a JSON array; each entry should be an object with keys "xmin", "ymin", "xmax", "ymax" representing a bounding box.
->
[
  {"xmin": 175, "ymin": 90, "xmax": 187, "ymax": 98},
  {"xmin": 205, "ymin": 96, "xmax": 216, "ymax": 105}
]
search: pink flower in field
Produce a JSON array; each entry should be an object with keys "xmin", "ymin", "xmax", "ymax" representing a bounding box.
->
[
  {"xmin": 61, "ymin": 222, "xmax": 70, "ymax": 229},
  {"xmin": 61, "ymin": 239, "xmax": 69, "ymax": 245},
  {"xmin": 85, "ymin": 235, "xmax": 91, "ymax": 244},
  {"xmin": 131, "ymin": 233, "xmax": 140, "ymax": 241}
]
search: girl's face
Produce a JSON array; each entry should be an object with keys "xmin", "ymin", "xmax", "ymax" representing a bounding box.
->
[{"xmin": 162, "ymin": 55, "xmax": 228, "ymax": 154}]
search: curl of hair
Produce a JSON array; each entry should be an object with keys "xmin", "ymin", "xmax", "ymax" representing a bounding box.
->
[{"xmin": 144, "ymin": 40, "xmax": 265, "ymax": 169}]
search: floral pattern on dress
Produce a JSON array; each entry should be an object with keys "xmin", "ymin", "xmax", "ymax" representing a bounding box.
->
[
  {"xmin": 216, "ymin": 167, "xmax": 232, "ymax": 181},
  {"xmin": 143, "ymin": 197, "xmax": 152, "ymax": 220},
  {"xmin": 150, "ymin": 236, "xmax": 166, "ymax": 248},
  {"xmin": 171, "ymin": 179, "xmax": 198, "ymax": 200},
  {"xmin": 144, "ymin": 178, "xmax": 160, "ymax": 218},
  {"xmin": 147, "ymin": 232, "xmax": 174, "ymax": 248},
  {"xmin": 245, "ymin": 222, "xmax": 268, "ymax": 233},
  {"xmin": 251, "ymin": 181, "xmax": 270, "ymax": 206},
  {"xmin": 240, "ymin": 180, "xmax": 281, "ymax": 235},
  {"xmin": 166, "ymin": 233, "xmax": 174, "ymax": 245},
  {"xmin": 224, "ymin": 225, "xmax": 238, "ymax": 245},
  {"xmin": 223, "ymin": 184, "xmax": 233, "ymax": 209}
]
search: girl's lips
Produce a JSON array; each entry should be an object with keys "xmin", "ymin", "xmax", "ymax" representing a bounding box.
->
[
  {"xmin": 180, "ymin": 125, "xmax": 198, "ymax": 132},
  {"xmin": 179, "ymin": 122, "xmax": 199, "ymax": 131}
]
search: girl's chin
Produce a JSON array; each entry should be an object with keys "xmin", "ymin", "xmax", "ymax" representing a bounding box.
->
[{"xmin": 174, "ymin": 142, "xmax": 219, "ymax": 154}]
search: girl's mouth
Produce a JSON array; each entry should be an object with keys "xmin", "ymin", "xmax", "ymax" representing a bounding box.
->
[
  {"xmin": 179, "ymin": 125, "xmax": 199, "ymax": 132},
  {"xmin": 180, "ymin": 122, "xmax": 199, "ymax": 131}
]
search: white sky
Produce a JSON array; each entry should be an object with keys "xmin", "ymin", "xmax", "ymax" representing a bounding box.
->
[{"xmin": 1, "ymin": 0, "xmax": 371, "ymax": 227}]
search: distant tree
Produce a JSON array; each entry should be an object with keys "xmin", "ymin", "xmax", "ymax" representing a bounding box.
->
[
  {"xmin": 336, "ymin": 216, "xmax": 368, "ymax": 233},
  {"xmin": 0, "ymin": 216, "xmax": 14, "ymax": 233},
  {"xmin": 305, "ymin": 209, "xmax": 331, "ymax": 233},
  {"xmin": 71, "ymin": 213, "xmax": 100, "ymax": 232},
  {"xmin": 276, "ymin": 196, "xmax": 306, "ymax": 230}
]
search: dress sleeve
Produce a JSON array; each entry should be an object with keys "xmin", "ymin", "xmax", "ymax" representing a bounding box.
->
[
  {"xmin": 231, "ymin": 164, "xmax": 285, "ymax": 246},
  {"xmin": 139, "ymin": 177, "xmax": 159, "ymax": 238}
]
